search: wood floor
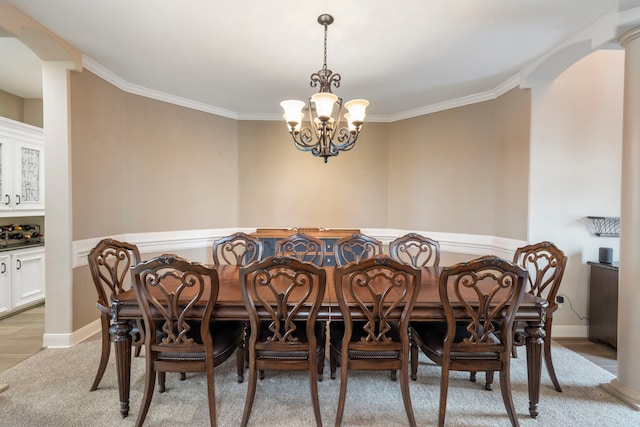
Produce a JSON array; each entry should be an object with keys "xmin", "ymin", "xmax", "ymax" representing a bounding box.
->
[{"xmin": 0, "ymin": 305, "xmax": 619, "ymax": 377}]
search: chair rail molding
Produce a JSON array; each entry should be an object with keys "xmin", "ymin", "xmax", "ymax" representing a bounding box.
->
[{"xmin": 73, "ymin": 227, "xmax": 526, "ymax": 268}]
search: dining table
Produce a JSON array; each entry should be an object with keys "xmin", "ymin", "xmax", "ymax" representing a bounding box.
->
[{"xmin": 109, "ymin": 264, "xmax": 548, "ymax": 419}]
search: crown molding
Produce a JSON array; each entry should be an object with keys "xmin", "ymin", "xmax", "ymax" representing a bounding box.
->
[
  {"xmin": 81, "ymin": 55, "xmax": 521, "ymax": 124},
  {"xmin": 82, "ymin": 55, "xmax": 239, "ymax": 120}
]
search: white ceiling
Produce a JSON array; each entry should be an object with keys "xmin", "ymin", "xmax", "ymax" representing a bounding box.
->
[{"xmin": 3, "ymin": 0, "xmax": 640, "ymax": 121}]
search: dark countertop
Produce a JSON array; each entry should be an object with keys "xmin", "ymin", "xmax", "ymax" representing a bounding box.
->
[
  {"xmin": 587, "ymin": 261, "xmax": 619, "ymax": 270},
  {"xmin": 0, "ymin": 241, "xmax": 45, "ymax": 252}
]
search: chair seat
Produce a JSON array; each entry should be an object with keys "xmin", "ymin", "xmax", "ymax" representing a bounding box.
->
[
  {"xmin": 154, "ymin": 320, "xmax": 245, "ymax": 364},
  {"xmin": 256, "ymin": 320, "xmax": 325, "ymax": 360},
  {"xmin": 411, "ymin": 322, "xmax": 500, "ymax": 360}
]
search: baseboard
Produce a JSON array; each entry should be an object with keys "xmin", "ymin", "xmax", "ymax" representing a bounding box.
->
[
  {"xmin": 43, "ymin": 318, "xmax": 100, "ymax": 348},
  {"xmin": 551, "ymin": 325, "xmax": 588, "ymax": 338}
]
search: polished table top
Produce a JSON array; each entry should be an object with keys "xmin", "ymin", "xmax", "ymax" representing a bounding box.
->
[{"xmin": 112, "ymin": 264, "xmax": 546, "ymax": 321}]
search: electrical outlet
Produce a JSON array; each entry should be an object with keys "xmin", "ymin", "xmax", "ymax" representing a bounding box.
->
[{"xmin": 556, "ymin": 295, "xmax": 564, "ymax": 308}]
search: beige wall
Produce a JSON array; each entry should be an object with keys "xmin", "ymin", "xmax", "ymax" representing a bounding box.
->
[
  {"xmin": 0, "ymin": 89, "xmax": 43, "ymax": 127},
  {"xmin": 387, "ymin": 89, "xmax": 530, "ymax": 240},
  {"xmin": 237, "ymin": 121, "xmax": 389, "ymax": 228},
  {"xmin": 70, "ymin": 70, "xmax": 239, "ymax": 239}
]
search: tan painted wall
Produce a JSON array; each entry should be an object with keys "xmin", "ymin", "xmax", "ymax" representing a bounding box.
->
[
  {"xmin": 0, "ymin": 89, "xmax": 24, "ymax": 122},
  {"xmin": 0, "ymin": 90, "xmax": 43, "ymax": 128},
  {"xmin": 237, "ymin": 121, "xmax": 389, "ymax": 228},
  {"xmin": 70, "ymin": 70, "xmax": 239, "ymax": 240},
  {"xmin": 386, "ymin": 89, "xmax": 530, "ymax": 240}
]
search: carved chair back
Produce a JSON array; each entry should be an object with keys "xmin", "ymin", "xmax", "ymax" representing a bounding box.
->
[
  {"xmin": 212, "ymin": 232, "xmax": 263, "ymax": 266},
  {"xmin": 439, "ymin": 256, "xmax": 528, "ymax": 357},
  {"xmin": 334, "ymin": 255, "xmax": 420, "ymax": 352},
  {"xmin": 275, "ymin": 232, "xmax": 326, "ymax": 267},
  {"xmin": 389, "ymin": 233, "xmax": 441, "ymax": 267},
  {"xmin": 88, "ymin": 238, "xmax": 142, "ymax": 307},
  {"xmin": 334, "ymin": 233, "xmax": 383, "ymax": 266},
  {"xmin": 240, "ymin": 256, "xmax": 326, "ymax": 353},
  {"xmin": 513, "ymin": 241, "xmax": 567, "ymax": 310}
]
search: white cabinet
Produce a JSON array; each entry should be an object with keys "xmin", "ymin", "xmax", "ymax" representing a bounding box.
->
[
  {"xmin": 0, "ymin": 254, "xmax": 10, "ymax": 316},
  {"xmin": 11, "ymin": 247, "xmax": 45, "ymax": 309},
  {"xmin": 0, "ymin": 117, "xmax": 45, "ymax": 216}
]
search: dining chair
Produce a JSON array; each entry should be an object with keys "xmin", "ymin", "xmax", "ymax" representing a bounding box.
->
[
  {"xmin": 511, "ymin": 241, "xmax": 567, "ymax": 392},
  {"xmin": 331, "ymin": 255, "xmax": 420, "ymax": 427},
  {"xmin": 275, "ymin": 232, "xmax": 327, "ymax": 380},
  {"xmin": 212, "ymin": 232, "xmax": 264, "ymax": 382},
  {"xmin": 333, "ymin": 232, "xmax": 383, "ymax": 266},
  {"xmin": 212, "ymin": 231, "xmax": 263, "ymax": 266},
  {"xmin": 389, "ymin": 233, "xmax": 443, "ymax": 381},
  {"xmin": 389, "ymin": 232, "xmax": 441, "ymax": 268},
  {"xmin": 410, "ymin": 255, "xmax": 528, "ymax": 427},
  {"xmin": 131, "ymin": 254, "xmax": 244, "ymax": 427},
  {"xmin": 87, "ymin": 238, "xmax": 144, "ymax": 391},
  {"xmin": 239, "ymin": 256, "xmax": 326, "ymax": 427},
  {"xmin": 275, "ymin": 232, "xmax": 326, "ymax": 267}
]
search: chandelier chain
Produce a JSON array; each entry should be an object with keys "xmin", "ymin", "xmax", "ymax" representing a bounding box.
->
[{"xmin": 323, "ymin": 22, "xmax": 328, "ymax": 71}]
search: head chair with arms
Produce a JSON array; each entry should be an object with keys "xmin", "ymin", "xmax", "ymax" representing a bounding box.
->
[
  {"xmin": 410, "ymin": 255, "xmax": 528, "ymax": 427},
  {"xmin": 239, "ymin": 256, "xmax": 326, "ymax": 427},
  {"xmin": 87, "ymin": 238, "xmax": 143, "ymax": 392},
  {"xmin": 512, "ymin": 241, "xmax": 567, "ymax": 392}
]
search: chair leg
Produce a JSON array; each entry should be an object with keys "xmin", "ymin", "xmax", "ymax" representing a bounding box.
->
[
  {"xmin": 544, "ymin": 318, "xmax": 562, "ymax": 392},
  {"xmin": 400, "ymin": 359, "xmax": 417, "ymax": 427},
  {"xmin": 390, "ymin": 370, "xmax": 397, "ymax": 381},
  {"xmin": 205, "ymin": 360, "xmax": 217, "ymax": 427},
  {"xmin": 438, "ymin": 364, "xmax": 450, "ymax": 427},
  {"xmin": 335, "ymin": 354, "xmax": 349, "ymax": 427},
  {"xmin": 158, "ymin": 371, "xmax": 166, "ymax": 393},
  {"xmin": 309, "ymin": 353, "xmax": 323, "ymax": 427},
  {"xmin": 240, "ymin": 362, "xmax": 258, "ymax": 427},
  {"xmin": 236, "ymin": 344, "xmax": 245, "ymax": 383},
  {"xmin": 511, "ymin": 343, "xmax": 518, "ymax": 358},
  {"xmin": 135, "ymin": 361, "xmax": 156, "ymax": 427},
  {"xmin": 330, "ymin": 346, "xmax": 338, "ymax": 380},
  {"xmin": 90, "ymin": 317, "xmax": 111, "ymax": 391},
  {"xmin": 485, "ymin": 371, "xmax": 495, "ymax": 391},
  {"xmin": 317, "ymin": 351, "xmax": 325, "ymax": 382},
  {"xmin": 410, "ymin": 336, "xmax": 418, "ymax": 381},
  {"xmin": 469, "ymin": 371, "xmax": 476, "ymax": 382},
  {"xmin": 499, "ymin": 368, "xmax": 520, "ymax": 427}
]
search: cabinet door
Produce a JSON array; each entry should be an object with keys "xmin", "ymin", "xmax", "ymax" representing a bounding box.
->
[
  {"xmin": 0, "ymin": 254, "xmax": 11, "ymax": 315},
  {"xmin": 0, "ymin": 135, "xmax": 14, "ymax": 211},
  {"xmin": 14, "ymin": 140, "xmax": 44, "ymax": 211},
  {"xmin": 12, "ymin": 248, "xmax": 45, "ymax": 309}
]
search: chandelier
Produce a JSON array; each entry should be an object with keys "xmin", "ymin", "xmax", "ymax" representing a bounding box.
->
[{"xmin": 280, "ymin": 14, "xmax": 369, "ymax": 163}]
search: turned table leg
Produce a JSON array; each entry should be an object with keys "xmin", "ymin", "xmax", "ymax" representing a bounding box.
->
[
  {"xmin": 110, "ymin": 300, "xmax": 132, "ymax": 418},
  {"xmin": 525, "ymin": 320, "xmax": 545, "ymax": 418}
]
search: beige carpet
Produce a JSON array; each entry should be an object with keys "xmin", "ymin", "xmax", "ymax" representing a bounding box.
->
[{"xmin": 0, "ymin": 340, "xmax": 635, "ymax": 426}]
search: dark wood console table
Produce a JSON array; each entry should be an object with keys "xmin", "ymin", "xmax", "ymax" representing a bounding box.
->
[{"xmin": 587, "ymin": 261, "xmax": 618, "ymax": 348}]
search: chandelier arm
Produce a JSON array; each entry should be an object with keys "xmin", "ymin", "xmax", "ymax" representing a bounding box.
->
[{"xmin": 290, "ymin": 128, "xmax": 319, "ymax": 151}]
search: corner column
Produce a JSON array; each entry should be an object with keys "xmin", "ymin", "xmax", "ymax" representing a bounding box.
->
[{"xmin": 602, "ymin": 26, "xmax": 640, "ymax": 408}]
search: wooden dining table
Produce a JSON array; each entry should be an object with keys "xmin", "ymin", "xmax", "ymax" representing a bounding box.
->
[{"xmin": 109, "ymin": 264, "xmax": 548, "ymax": 419}]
